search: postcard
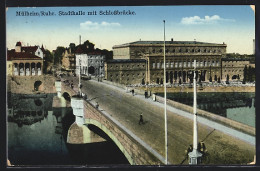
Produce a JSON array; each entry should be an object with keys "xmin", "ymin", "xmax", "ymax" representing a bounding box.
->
[{"xmin": 6, "ymin": 2, "xmax": 256, "ymax": 167}]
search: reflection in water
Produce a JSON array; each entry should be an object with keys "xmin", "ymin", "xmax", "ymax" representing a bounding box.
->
[
  {"xmin": 8, "ymin": 93, "xmax": 129, "ymax": 166},
  {"xmin": 158, "ymin": 92, "xmax": 255, "ymax": 127}
]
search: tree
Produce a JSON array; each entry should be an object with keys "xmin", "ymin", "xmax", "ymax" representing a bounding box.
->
[
  {"xmin": 243, "ymin": 65, "xmax": 248, "ymax": 83},
  {"xmin": 214, "ymin": 75, "xmax": 217, "ymax": 82},
  {"xmin": 54, "ymin": 46, "xmax": 65, "ymax": 65},
  {"xmin": 43, "ymin": 50, "xmax": 53, "ymax": 74},
  {"xmin": 209, "ymin": 76, "xmax": 212, "ymax": 82},
  {"xmin": 217, "ymin": 77, "xmax": 221, "ymax": 83},
  {"xmin": 226, "ymin": 74, "xmax": 230, "ymax": 84}
]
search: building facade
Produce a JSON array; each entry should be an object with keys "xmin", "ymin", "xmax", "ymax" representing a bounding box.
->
[
  {"xmin": 62, "ymin": 48, "xmax": 76, "ymax": 72},
  {"xmin": 110, "ymin": 40, "xmax": 227, "ymax": 84},
  {"xmin": 221, "ymin": 59, "xmax": 250, "ymax": 81},
  {"xmin": 105, "ymin": 59, "xmax": 146, "ymax": 85},
  {"xmin": 7, "ymin": 51, "xmax": 43, "ymax": 76},
  {"xmin": 75, "ymin": 52, "xmax": 105, "ymax": 77}
]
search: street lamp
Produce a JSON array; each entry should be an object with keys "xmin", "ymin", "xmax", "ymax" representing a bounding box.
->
[
  {"xmin": 78, "ymin": 58, "xmax": 82, "ymax": 96},
  {"xmin": 188, "ymin": 60, "xmax": 203, "ymax": 164},
  {"xmin": 163, "ymin": 20, "xmax": 168, "ymax": 165}
]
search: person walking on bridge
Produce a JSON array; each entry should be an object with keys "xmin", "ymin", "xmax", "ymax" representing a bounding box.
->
[{"xmin": 139, "ymin": 113, "xmax": 144, "ymax": 125}]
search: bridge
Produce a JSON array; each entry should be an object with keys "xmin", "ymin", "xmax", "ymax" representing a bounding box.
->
[{"xmin": 57, "ymin": 76, "xmax": 255, "ymax": 165}]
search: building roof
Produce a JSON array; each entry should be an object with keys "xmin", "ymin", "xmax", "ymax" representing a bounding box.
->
[
  {"xmin": 16, "ymin": 41, "xmax": 22, "ymax": 46},
  {"xmin": 7, "ymin": 51, "xmax": 42, "ymax": 61},
  {"xmin": 75, "ymin": 47, "xmax": 84, "ymax": 54},
  {"xmin": 21, "ymin": 46, "xmax": 38, "ymax": 53},
  {"xmin": 113, "ymin": 40, "xmax": 226, "ymax": 48},
  {"xmin": 106, "ymin": 59, "xmax": 146, "ymax": 63}
]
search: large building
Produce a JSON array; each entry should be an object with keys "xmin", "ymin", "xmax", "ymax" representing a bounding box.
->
[
  {"xmin": 75, "ymin": 49, "xmax": 105, "ymax": 77},
  {"xmin": 62, "ymin": 48, "xmax": 76, "ymax": 72},
  {"xmin": 7, "ymin": 42, "xmax": 44, "ymax": 76},
  {"xmin": 107, "ymin": 40, "xmax": 227, "ymax": 84}
]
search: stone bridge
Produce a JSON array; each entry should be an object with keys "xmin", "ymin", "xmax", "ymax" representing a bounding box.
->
[{"xmin": 58, "ymin": 81, "xmax": 165, "ymax": 165}]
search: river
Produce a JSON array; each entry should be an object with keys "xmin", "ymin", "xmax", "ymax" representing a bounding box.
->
[
  {"xmin": 7, "ymin": 93, "xmax": 129, "ymax": 166},
  {"xmin": 157, "ymin": 92, "xmax": 255, "ymax": 127}
]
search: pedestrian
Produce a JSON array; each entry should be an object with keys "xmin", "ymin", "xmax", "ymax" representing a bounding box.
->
[
  {"xmin": 96, "ymin": 102, "xmax": 99, "ymax": 109},
  {"xmin": 139, "ymin": 113, "xmax": 144, "ymax": 125},
  {"xmin": 132, "ymin": 89, "xmax": 135, "ymax": 96}
]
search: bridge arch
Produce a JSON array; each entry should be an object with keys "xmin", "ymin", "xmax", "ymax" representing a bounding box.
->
[
  {"xmin": 85, "ymin": 118, "xmax": 134, "ymax": 165},
  {"xmin": 34, "ymin": 80, "xmax": 42, "ymax": 91},
  {"xmin": 62, "ymin": 92, "xmax": 71, "ymax": 102}
]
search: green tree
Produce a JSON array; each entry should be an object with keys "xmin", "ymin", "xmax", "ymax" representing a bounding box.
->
[
  {"xmin": 43, "ymin": 50, "xmax": 53, "ymax": 74},
  {"xmin": 243, "ymin": 65, "xmax": 248, "ymax": 83},
  {"xmin": 226, "ymin": 74, "xmax": 229, "ymax": 84},
  {"xmin": 54, "ymin": 46, "xmax": 65, "ymax": 65}
]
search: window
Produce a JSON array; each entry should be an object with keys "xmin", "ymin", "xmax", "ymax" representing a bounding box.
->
[
  {"xmin": 200, "ymin": 61, "xmax": 203, "ymax": 67},
  {"xmin": 175, "ymin": 62, "xmax": 178, "ymax": 68},
  {"xmin": 152, "ymin": 63, "xmax": 155, "ymax": 68},
  {"xmin": 166, "ymin": 62, "xmax": 169, "ymax": 68},
  {"xmin": 179, "ymin": 49, "xmax": 182, "ymax": 52},
  {"xmin": 188, "ymin": 61, "xmax": 191, "ymax": 67},
  {"xmin": 157, "ymin": 63, "xmax": 160, "ymax": 68},
  {"xmin": 183, "ymin": 62, "xmax": 186, "ymax": 67},
  {"xmin": 171, "ymin": 62, "xmax": 174, "ymax": 68},
  {"xmin": 173, "ymin": 49, "xmax": 175, "ymax": 53}
]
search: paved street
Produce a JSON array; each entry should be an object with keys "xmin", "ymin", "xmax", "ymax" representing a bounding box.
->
[{"xmin": 63, "ymin": 76, "xmax": 255, "ymax": 165}]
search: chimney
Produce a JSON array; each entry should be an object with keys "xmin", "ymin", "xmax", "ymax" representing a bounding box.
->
[{"xmin": 79, "ymin": 35, "xmax": 81, "ymax": 45}]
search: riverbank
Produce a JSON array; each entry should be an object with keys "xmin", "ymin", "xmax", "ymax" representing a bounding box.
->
[
  {"xmin": 7, "ymin": 75, "xmax": 57, "ymax": 94},
  {"xmin": 136, "ymin": 85, "xmax": 255, "ymax": 93}
]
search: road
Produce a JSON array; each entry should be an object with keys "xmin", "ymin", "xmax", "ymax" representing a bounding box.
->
[{"xmin": 64, "ymin": 76, "xmax": 255, "ymax": 165}]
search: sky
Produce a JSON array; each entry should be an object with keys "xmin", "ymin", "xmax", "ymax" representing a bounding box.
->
[{"xmin": 6, "ymin": 5, "xmax": 255, "ymax": 54}]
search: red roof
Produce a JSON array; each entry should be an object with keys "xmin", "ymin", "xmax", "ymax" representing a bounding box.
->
[
  {"xmin": 87, "ymin": 51, "xmax": 102, "ymax": 55},
  {"xmin": 75, "ymin": 47, "xmax": 84, "ymax": 54},
  {"xmin": 7, "ymin": 51, "xmax": 42, "ymax": 61},
  {"xmin": 21, "ymin": 46, "xmax": 38, "ymax": 53}
]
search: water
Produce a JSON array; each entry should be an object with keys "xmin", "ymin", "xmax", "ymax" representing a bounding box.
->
[
  {"xmin": 7, "ymin": 93, "xmax": 129, "ymax": 166},
  {"xmin": 157, "ymin": 92, "xmax": 255, "ymax": 127}
]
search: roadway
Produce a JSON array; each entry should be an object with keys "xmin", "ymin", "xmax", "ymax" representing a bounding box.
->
[{"xmin": 63, "ymin": 76, "xmax": 255, "ymax": 165}]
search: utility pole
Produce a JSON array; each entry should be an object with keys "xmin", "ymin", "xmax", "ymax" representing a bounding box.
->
[
  {"xmin": 188, "ymin": 60, "xmax": 202, "ymax": 164},
  {"xmin": 163, "ymin": 20, "xmax": 168, "ymax": 165},
  {"xmin": 78, "ymin": 58, "xmax": 82, "ymax": 96}
]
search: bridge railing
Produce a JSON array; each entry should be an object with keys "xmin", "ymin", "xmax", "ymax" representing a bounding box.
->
[{"xmin": 155, "ymin": 95, "xmax": 255, "ymax": 136}]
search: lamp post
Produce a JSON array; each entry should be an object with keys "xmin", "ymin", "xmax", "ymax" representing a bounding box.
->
[
  {"xmin": 163, "ymin": 20, "xmax": 168, "ymax": 165},
  {"xmin": 78, "ymin": 58, "xmax": 82, "ymax": 96},
  {"xmin": 188, "ymin": 60, "xmax": 202, "ymax": 164}
]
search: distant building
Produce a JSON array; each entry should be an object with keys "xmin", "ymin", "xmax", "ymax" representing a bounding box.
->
[
  {"xmin": 75, "ymin": 48, "xmax": 105, "ymax": 77},
  {"xmin": 15, "ymin": 41, "xmax": 45, "ymax": 58},
  {"xmin": 7, "ymin": 42, "xmax": 43, "ymax": 76},
  {"xmin": 221, "ymin": 59, "xmax": 251, "ymax": 81},
  {"xmin": 110, "ymin": 40, "xmax": 227, "ymax": 84},
  {"xmin": 105, "ymin": 59, "xmax": 146, "ymax": 85},
  {"xmin": 62, "ymin": 48, "xmax": 76, "ymax": 72}
]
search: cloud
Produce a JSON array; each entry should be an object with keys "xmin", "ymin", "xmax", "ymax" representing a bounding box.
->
[
  {"xmin": 181, "ymin": 15, "xmax": 235, "ymax": 25},
  {"xmin": 80, "ymin": 21, "xmax": 121, "ymax": 30}
]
